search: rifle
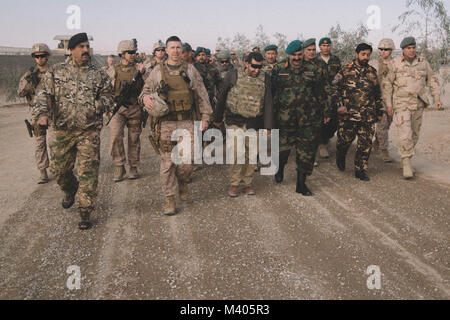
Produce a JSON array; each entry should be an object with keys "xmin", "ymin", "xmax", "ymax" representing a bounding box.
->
[
  {"xmin": 26, "ymin": 67, "xmax": 40, "ymax": 88},
  {"xmin": 24, "ymin": 119, "xmax": 34, "ymax": 138},
  {"xmin": 106, "ymin": 70, "xmax": 143, "ymax": 126},
  {"xmin": 24, "ymin": 119, "xmax": 47, "ymax": 138}
]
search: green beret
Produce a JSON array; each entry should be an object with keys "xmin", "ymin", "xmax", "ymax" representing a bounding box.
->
[
  {"xmin": 319, "ymin": 37, "xmax": 332, "ymax": 46},
  {"xmin": 400, "ymin": 37, "xmax": 416, "ymax": 49},
  {"xmin": 264, "ymin": 44, "xmax": 278, "ymax": 52},
  {"xmin": 182, "ymin": 42, "xmax": 192, "ymax": 52},
  {"xmin": 303, "ymin": 38, "xmax": 316, "ymax": 49},
  {"xmin": 286, "ymin": 40, "xmax": 303, "ymax": 54},
  {"xmin": 205, "ymin": 48, "xmax": 211, "ymax": 55},
  {"xmin": 194, "ymin": 46, "xmax": 206, "ymax": 57}
]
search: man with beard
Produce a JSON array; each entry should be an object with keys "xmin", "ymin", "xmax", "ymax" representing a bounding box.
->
[
  {"xmin": 333, "ymin": 43, "xmax": 384, "ymax": 181},
  {"xmin": 216, "ymin": 50, "xmax": 234, "ymax": 80},
  {"xmin": 194, "ymin": 47, "xmax": 221, "ymax": 111},
  {"xmin": 33, "ymin": 33, "xmax": 114, "ymax": 229},
  {"xmin": 316, "ymin": 37, "xmax": 341, "ymax": 159},
  {"xmin": 272, "ymin": 40, "xmax": 331, "ymax": 195},
  {"xmin": 109, "ymin": 40, "xmax": 146, "ymax": 182},
  {"xmin": 18, "ymin": 43, "xmax": 54, "ymax": 184}
]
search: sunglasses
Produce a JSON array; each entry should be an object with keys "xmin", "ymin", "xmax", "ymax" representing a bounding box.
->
[
  {"xmin": 220, "ymin": 60, "xmax": 229, "ymax": 64},
  {"xmin": 379, "ymin": 48, "xmax": 392, "ymax": 51},
  {"xmin": 34, "ymin": 54, "xmax": 48, "ymax": 59},
  {"xmin": 126, "ymin": 51, "xmax": 137, "ymax": 55},
  {"xmin": 155, "ymin": 48, "xmax": 165, "ymax": 52},
  {"xmin": 250, "ymin": 64, "xmax": 263, "ymax": 69}
]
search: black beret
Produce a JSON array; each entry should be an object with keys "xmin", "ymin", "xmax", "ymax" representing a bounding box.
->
[{"xmin": 68, "ymin": 33, "xmax": 89, "ymax": 50}]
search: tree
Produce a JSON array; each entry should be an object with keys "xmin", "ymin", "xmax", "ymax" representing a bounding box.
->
[
  {"xmin": 328, "ymin": 23, "xmax": 369, "ymax": 64},
  {"xmin": 254, "ymin": 25, "xmax": 271, "ymax": 50},
  {"xmin": 393, "ymin": 0, "xmax": 449, "ymax": 69}
]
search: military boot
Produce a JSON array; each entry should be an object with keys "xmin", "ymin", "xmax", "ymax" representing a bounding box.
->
[
  {"xmin": 128, "ymin": 166, "xmax": 139, "ymax": 180},
  {"xmin": 295, "ymin": 170, "xmax": 312, "ymax": 196},
  {"xmin": 355, "ymin": 170, "xmax": 370, "ymax": 181},
  {"xmin": 318, "ymin": 144, "xmax": 330, "ymax": 159},
  {"xmin": 275, "ymin": 150, "xmax": 290, "ymax": 183},
  {"xmin": 381, "ymin": 150, "xmax": 392, "ymax": 163},
  {"xmin": 113, "ymin": 165, "xmax": 126, "ymax": 182},
  {"xmin": 402, "ymin": 158, "xmax": 414, "ymax": 179},
  {"xmin": 336, "ymin": 150, "xmax": 346, "ymax": 172},
  {"xmin": 178, "ymin": 181, "xmax": 189, "ymax": 201},
  {"xmin": 163, "ymin": 196, "xmax": 176, "ymax": 215},
  {"xmin": 62, "ymin": 182, "xmax": 78, "ymax": 209},
  {"xmin": 38, "ymin": 169, "xmax": 49, "ymax": 184},
  {"xmin": 78, "ymin": 208, "xmax": 92, "ymax": 230}
]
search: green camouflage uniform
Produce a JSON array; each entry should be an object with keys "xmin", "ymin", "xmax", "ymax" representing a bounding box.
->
[
  {"xmin": 316, "ymin": 53, "xmax": 342, "ymax": 144},
  {"xmin": 272, "ymin": 59, "xmax": 331, "ymax": 176},
  {"xmin": 333, "ymin": 60, "xmax": 383, "ymax": 172},
  {"xmin": 33, "ymin": 58, "xmax": 114, "ymax": 211},
  {"xmin": 194, "ymin": 61, "xmax": 221, "ymax": 111}
]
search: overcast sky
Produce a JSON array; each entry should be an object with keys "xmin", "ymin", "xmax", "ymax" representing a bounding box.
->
[{"xmin": 0, "ymin": 0, "xmax": 420, "ymax": 54}]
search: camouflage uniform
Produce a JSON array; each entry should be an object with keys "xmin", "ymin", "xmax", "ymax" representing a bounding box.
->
[
  {"xmin": 382, "ymin": 55, "xmax": 440, "ymax": 159},
  {"xmin": 194, "ymin": 61, "xmax": 221, "ymax": 111},
  {"xmin": 139, "ymin": 61, "xmax": 212, "ymax": 199},
  {"xmin": 333, "ymin": 61, "xmax": 383, "ymax": 172},
  {"xmin": 18, "ymin": 66, "xmax": 55, "ymax": 172},
  {"xmin": 272, "ymin": 59, "xmax": 331, "ymax": 176},
  {"xmin": 102, "ymin": 65, "xmax": 116, "ymax": 84},
  {"xmin": 370, "ymin": 57, "xmax": 392, "ymax": 152},
  {"xmin": 315, "ymin": 53, "xmax": 341, "ymax": 144},
  {"xmin": 33, "ymin": 58, "xmax": 114, "ymax": 211},
  {"xmin": 262, "ymin": 60, "xmax": 277, "ymax": 74},
  {"xmin": 109, "ymin": 62, "xmax": 144, "ymax": 170}
]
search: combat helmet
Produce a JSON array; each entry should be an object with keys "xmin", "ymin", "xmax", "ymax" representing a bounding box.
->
[
  {"xmin": 378, "ymin": 38, "xmax": 395, "ymax": 51},
  {"xmin": 117, "ymin": 40, "xmax": 137, "ymax": 55},
  {"xmin": 31, "ymin": 43, "xmax": 51, "ymax": 57}
]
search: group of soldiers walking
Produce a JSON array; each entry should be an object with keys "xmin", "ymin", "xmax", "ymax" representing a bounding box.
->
[{"xmin": 19, "ymin": 32, "xmax": 442, "ymax": 230}]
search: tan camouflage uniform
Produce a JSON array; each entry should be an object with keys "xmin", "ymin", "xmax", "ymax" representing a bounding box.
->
[
  {"xmin": 370, "ymin": 57, "xmax": 392, "ymax": 151},
  {"xmin": 109, "ymin": 62, "xmax": 144, "ymax": 169},
  {"xmin": 18, "ymin": 66, "xmax": 55, "ymax": 171},
  {"xmin": 102, "ymin": 65, "xmax": 116, "ymax": 84},
  {"xmin": 382, "ymin": 55, "xmax": 440, "ymax": 159},
  {"xmin": 139, "ymin": 61, "xmax": 212, "ymax": 198},
  {"xmin": 33, "ymin": 58, "xmax": 114, "ymax": 211}
]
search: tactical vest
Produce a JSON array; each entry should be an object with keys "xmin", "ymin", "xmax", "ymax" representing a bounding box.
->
[
  {"xmin": 227, "ymin": 69, "xmax": 265, "ymax": 118},
  {"xmin": 114, "ymin": 63, "xmax": 143, "ymax": 105},
  {"xmin": 160, "ymin": 63, "xmax": 195, "ymax": 121}
]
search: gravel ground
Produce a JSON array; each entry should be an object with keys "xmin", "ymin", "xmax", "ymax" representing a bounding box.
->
[{"xmin": 0, "ymin": 105, "xmax": 448, "ymax": 300}]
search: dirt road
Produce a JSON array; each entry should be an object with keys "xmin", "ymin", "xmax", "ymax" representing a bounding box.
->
[{"xmin": 0, "ymin": 105, "xmax": 449, "ymax": 300}]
